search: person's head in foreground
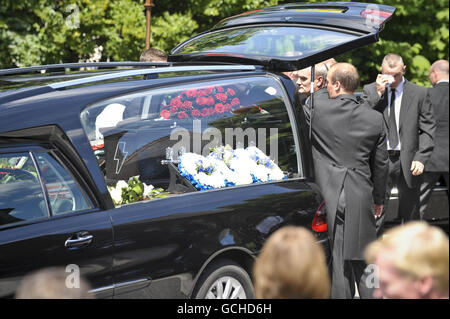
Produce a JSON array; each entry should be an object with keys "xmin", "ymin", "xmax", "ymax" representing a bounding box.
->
[
  {"xmin": 253, "ymin": 226, "xmax": 330, "ymax": 299},
  {"xmin": 365, "ymin": 221, "xmax": 449, "ymax": 299},
  {"xmin": 15, "ymin": 267, "xmax": 93, "ymax": 299}
]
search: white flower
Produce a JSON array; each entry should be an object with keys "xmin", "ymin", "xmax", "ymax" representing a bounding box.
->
[
  {"xmin": 269, "ymin": 166, "xmax": 285, "ymax": 180},
  {"xmin": 108, "ymin": 180, "xmax": 128, "ymax": 205},
  {"xmin": 180, "ymin": 153, "xmax": 204, "ymax": 173},
  {"xmin": 196, "ymin": 171, "xmax": 226, "ymax": 189},
  {"xmin": 143, "ymin": 183, "xmax": 154, "ymax": 198},
  {"xmin": 246, "ymin": 146, "xmax": 284, "ymax": 181},
  {"xmin": 116, "ymin": 180, "xmax": 128, "ymax": 190},
  {"xmin": 109, "ymin": 186, "xmax": 123, "ymax": 205}
]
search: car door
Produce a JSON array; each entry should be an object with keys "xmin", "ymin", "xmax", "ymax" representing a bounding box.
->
[
  {"xmin": 169, "ymin": 2, "xmax": 396, "ymax": 71},
  {"xmin": 0, "ymin": 144, "xmax": 114, "ymax": 298}
]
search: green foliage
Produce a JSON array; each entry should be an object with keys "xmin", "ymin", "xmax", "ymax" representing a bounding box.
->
[
  {"xmin": 338, "ymin": 0, "xmax": 449, "ymax": 86},
  {"xmin": 151, "ymin": 11, "xmax": 199, "ymax": 53},
  {"xmin": 0, "ymin": 0, "xmax": 448, "ymax": 87}
]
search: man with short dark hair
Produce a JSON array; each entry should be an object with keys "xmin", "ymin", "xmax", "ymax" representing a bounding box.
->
[
  {"xmin": 310, "ymin": 62, "xmax": 389, "ymax": 298},
  {"xmin": 362, "ymin": 54, "xmax": 436, "ymax": 235},
  {"xmin": 139, "ymin": 48, "xmax": 167, "ymax": 62},
  {"xmin": 419, "ymin": 60, "xmax": 449, "ymax": 218}
]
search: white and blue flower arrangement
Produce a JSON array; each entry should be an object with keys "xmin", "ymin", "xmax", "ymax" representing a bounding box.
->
[{"xmin": 178, "ymin": 145, "xmax": 286, "ymax": 191}]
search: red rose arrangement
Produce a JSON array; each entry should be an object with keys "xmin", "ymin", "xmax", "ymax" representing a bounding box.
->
[{"xmin": 160, "ymin": 86, "xmax": 241, "ymax": 120}]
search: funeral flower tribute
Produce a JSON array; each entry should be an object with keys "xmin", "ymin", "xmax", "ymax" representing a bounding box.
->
[
  {"xmin": 159, "ymin": 86, "xmax": 241, "ymax": 120},
  {"xmin": 178, "ymin": 145, "xmax": 286, "ymax": 190},
  {"xmin": 108, "ymin": 176, "xmax": 170, "ymax": 206}
]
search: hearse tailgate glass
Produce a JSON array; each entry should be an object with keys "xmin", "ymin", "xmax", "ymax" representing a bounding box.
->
[
  {"xmin": 170, "ymin": 3, "xmax": 395, "ymax": 70},
  {"xmin": 172, "ymin": 26, "xmax": 358, "ymax": 59}
]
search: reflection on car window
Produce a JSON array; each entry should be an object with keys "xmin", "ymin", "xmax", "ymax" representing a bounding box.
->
[
  {"xmin": 172, "ymin": 26, "xmax": 358, "ymax": 58},
  {"xmin": 0, "ymin": 151, "xmax": 93, "ymax": 227},
  {"xmin": 34, "ymin": 152, "xmax": 92, "ymax": 215},
  {"xmin": 0, "ymin": 153, "xmax": 47, "ymax": 226},
  {"xmin": 81, "ymin": 76, "xmax": 299, "ymax": 205}
]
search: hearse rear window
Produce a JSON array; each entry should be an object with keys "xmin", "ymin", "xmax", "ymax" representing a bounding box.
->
[
  {"xmin": 80, "ymin": 76, "xmax": 300, "ymax": 206},
  {"xmin": 172, "ymin": 26, "xmax": 358, "ymax": 58}
]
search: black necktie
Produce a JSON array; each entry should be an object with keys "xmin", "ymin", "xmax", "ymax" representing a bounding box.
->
[{"xmin": 388, "ymin": 88, "xmax": 399, "ymax": 148}]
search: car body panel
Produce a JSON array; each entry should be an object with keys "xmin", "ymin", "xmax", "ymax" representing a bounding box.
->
[
  {"xmin": 109, "ymin": 178, "xmax": 322, "ymax": 298},
  {"xmin": 213, "ymin": 2, "xmax": 396, "ymax": 33}
]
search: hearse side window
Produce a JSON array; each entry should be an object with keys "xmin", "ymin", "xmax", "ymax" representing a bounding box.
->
[
  {"xmin": 80, "ymin": 76, "xmax": 299, "ymax": 205},
  {"xmin": 34, "ymin": 152, "xmax": 93, "ymax": 215},
  {"xmin": 0, "ymin": 152, "xmax": 48, "ymax": 226},
  {"xmin": 0, "ymin": 151, "xmax": 93, "ymax": 227}
]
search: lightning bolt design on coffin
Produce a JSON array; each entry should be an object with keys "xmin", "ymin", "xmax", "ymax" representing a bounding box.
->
[{"xmin": 114, "ymin": 141, "xmax": 128, "ymax": 174}]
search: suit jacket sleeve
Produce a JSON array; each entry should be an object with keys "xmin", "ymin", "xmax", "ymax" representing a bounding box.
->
[
  {"xmin": 301, "ymin": 90, "xmax": 328, "ymax": 126},
  {"xmin": 414, "ymin": 89, "xmax": 436, "ymax": 165},
  {"xmin": 362, "ymin": 83, "xmax": 387, "ymax": 112},
  {"xmin": 370, "ymin": 120, "xmax": 389, "ymax": 205},
  {"xmin": 302, "ymin": 102, "xmax": 311, "ymax": 126}
]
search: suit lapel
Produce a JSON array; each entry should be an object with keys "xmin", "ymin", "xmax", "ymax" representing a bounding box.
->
[
  {"xmin": 382, "ymin": 92, "xmax": 389, "ymax": 127},
  {"xmin": 399, "ymin": 80, "xmax": 412, "ymax": 133}
]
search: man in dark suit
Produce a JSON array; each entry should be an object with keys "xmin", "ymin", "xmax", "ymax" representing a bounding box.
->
[
  {"xmin": 296, "ymin": 63, "xmax": 330, "ymax": 126},
  {"xmin": 296, "ymin": 63, "xmax": 329, "ymax": 104},
  {"xmin": 362, "ymin": 54, "xmax": 435, "ymax": 235},
  {"xmin": 310, "ymin": 63, "xmax": 389, "ymax": 298},
  {"xmin": 420, "ymin": 60, "xmax": 449, "ymax": 218}
]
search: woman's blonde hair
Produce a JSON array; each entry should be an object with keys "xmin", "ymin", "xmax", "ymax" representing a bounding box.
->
[
  {"xmin": 365, "ymin": 221, "xmax": 449, "ymax": 295},
  {"xmin": 253, "ymin": 226, "xmax": 330, "ymax": 299}
]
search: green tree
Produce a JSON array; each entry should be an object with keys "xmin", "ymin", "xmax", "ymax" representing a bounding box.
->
[
  {"xmin": 0, "ymin": 0, "xmax": 448, "ymax": 88},
  {"xmin": 0, "ymin": 0, "xmax": 148, "ymax": 66},
  {"xmin": 290, "ymin": 0, "xmax": 449, "ymax": 86}
]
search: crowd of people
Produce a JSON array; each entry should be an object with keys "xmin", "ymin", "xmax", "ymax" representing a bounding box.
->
[{"xmin": 262, "ymin": 54, "xmax": 448, "ymax": 299}]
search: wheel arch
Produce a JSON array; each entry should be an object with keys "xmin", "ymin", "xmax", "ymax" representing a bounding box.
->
[{"xmin": 189, "ymin": 246, "xmax": 256, "ymax": 298}]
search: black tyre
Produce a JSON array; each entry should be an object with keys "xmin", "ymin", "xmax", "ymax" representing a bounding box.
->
[{"xmin": 193, "ymin": 259, "xmax": 254, "ymax": 299}]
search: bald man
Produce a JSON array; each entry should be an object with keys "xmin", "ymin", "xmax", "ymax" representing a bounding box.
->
[
  {"xmin": 311, "ymin": 63, "xmax": 389, "ymax": 298},
  {"xmin": 420, "ymin": 60, "xmax": 449, "ymax": 218}
]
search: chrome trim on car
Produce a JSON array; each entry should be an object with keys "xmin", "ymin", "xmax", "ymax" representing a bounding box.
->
[
  {"xmin": 268, "ymin": 73, "xmax": 304, "ymax": 177},
  {"xmin": 89, "ymin": 278, "xmax": 151, "ymax": 298},
  {"xmin": 89, "ymin": 284, "xmax": 115, "ymax": 298},
  {"xmin": 115, "ymin": 278, "xmax": 151, "ymax": 291},
  {"xmin": 0, "ymin": 62, "xmax": 171, "ymax": 76},
  {"xmin": 49, "ymin": 65, "xmax": 257, "ymax": 90}
]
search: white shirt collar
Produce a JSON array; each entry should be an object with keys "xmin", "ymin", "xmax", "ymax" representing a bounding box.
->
[
  {"xmin": 436, "ymin": 79, "xmax": 449, "ymax": 84},
  {"xmin": 389, "ymin": 77, "xmax": 405, "ymax": 93}
]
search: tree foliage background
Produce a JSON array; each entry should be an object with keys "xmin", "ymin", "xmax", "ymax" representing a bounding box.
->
[{"xmin": 0, "ymin": 0, "xmax": 448, "ymax": 86}]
